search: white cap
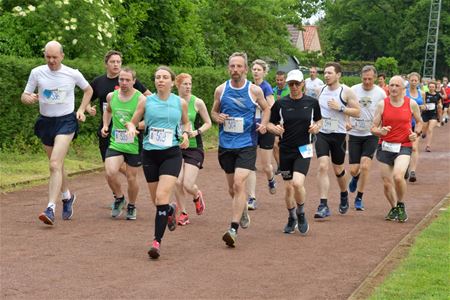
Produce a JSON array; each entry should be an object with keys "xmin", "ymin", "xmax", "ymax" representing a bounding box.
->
[{"xmin": 286, "ymin": 69, "xmax": 304, "ymax": 83}]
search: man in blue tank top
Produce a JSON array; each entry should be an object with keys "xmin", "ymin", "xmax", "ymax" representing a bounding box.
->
[{"xmin": 211, "ymin": 52, "xmax": 270, "ymax": 248}]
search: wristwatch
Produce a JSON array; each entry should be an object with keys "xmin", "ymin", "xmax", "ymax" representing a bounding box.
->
[
  {"xmin": 339, "ymin": 105, "xmax": 345, "ymax": 113},
  {"xmin": 196, "ymin": 129, "xmax": 202, "ymax": 135}
]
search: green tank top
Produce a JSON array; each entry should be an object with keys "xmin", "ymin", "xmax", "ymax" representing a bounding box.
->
[
  {"xmin": 109, "ymin": 90, "xmax": 141, "ymax": 154},
  {"xmin": 187, "ymin": 95, "xmax": 203, "ymax": 149}
]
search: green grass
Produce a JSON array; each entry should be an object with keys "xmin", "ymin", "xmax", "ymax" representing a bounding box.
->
[{"xmin": 369, "ymin": 207, "xmax": 450, "ymax": 300}]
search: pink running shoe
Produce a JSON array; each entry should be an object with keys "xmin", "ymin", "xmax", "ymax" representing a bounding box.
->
[
  {"xmin": 193, "ymin": 191, "xmax": 205, "ymax": 215},
  {"xmin": 178, "ymin": 213, "xmax": 190, "ymax": 226},
  {"xmin": 167, "ymin": 203, "xmax": 177, "ymax": 231},
  {"xmin": 148, "ymin": 240, "xmax": 160, "ymax": 259}
]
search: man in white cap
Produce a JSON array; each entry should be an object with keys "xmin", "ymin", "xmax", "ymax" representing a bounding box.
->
[{"xmin": 267, "ymin": 69, "xmax": 322, "ymax": 234}]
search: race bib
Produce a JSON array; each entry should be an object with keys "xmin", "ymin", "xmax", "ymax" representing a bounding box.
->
[
  {"xmin": 352, "ymin": 118, "xmax": 371, "ymax": 131},
  {"xmin": 322, "ymin": 117, "xmax": 339, "ymax": 132},
  {"xmin": 114, "ymin": 129, "xmax": 134, "ymax": 144},
  {"xmin": 224, "ymin": 117, "xmax": 244, "ymax": 133},
  {"xmin": 381, "ymin": 141, "xmax": 401, "ymax": 153},
  {"xmin": 149, "ymin": 127, "xmax": 173, "ymax": 147},
  {"xmin": 298, "ymin": 143, "xmax": 313, "ymax": 158},
  {"xmin": 42, "ymin": 89, "xmax": 68, "ymax": 104},
  {"xmin": 426, "ymin": 103, "xmax": 435, "ymax": 110}
]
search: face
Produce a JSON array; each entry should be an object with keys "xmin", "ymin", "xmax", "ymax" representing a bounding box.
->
[
  {"xmin": 288, "ymin": 81, "xmax": 304, "ymax": 98},
  {"xmin": 388, "ymin": 76, "xmax": 405, "ymax": 97},
  {"xmin": 309, "ymin": 68, "xmax": 318, "ymax": 79},
  {"xmin": 409, "ymin": 75, "xmax": 420, "ymax": 88},
  {"xmin": 252, "ymin": 64, "xmax": 265, "ymax": 81},
  {"xmin": 378, "ymin": 76, "xmax": 385, "ymax": 85},
  {"xmin": 275, "ymin": 75, "xmax": 286, "ymax": 89},
  {"xmin": 106, "ymin": 54, "xmax": 122, "ymax": 76},
  {"xmin": 436, "ymin": 80, "xmax": 442, "ymax": 89},
  {"xmin": 45, "ymin": 45, "xmax": 64, "ymax": 71},
  {"xmin": 361, "ymin": 70, "xmax": 376, "ymax": 90},
  {"xmin": 324, "ymin": 66, "xmax": 340, "ymax": 86},
  {"xmin": 428, "ymin": 83, "xmax": 436, "ymax": 93},
  {"xmin": 443, "ymin": 77, "xmax": 448, "ymax": 86},
  {"xmin": 177, "ymin": 77, "xmax": 192, "ymax": 96},
  {"xmin": 155, "ymin": 69, "xmax": 173, "ymax": 92},
  {"xmin": 118, "ymin": 70, "xmax": 135, "ymax": 92},
  {"xmin": 228, "ymin": 56, "xmax": 247, "ymax": 82}
]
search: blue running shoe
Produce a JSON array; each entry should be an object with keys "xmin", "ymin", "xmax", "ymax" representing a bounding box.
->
[
  {"xmin": 314, "ymin": 204, "xmax": 331, "ymax": 219},
  {"xmin": 283, "ymin": 216, "xmax": 297, "ymax": 234},
  {"xmin": 339, "ymin": 194, "xmax": 349, "ymax": 214},
  {"xmin": 268, "ymin": 178, "xmax": 277, "ymax": 195},
  {"xmin": 247, "ymin": 197, "xmax": 257, "ymax": 210},
  {"xmin": 354, "ymin": 197, "xmax": 364, "ymax": 211},
  {"xmin": 62, "ymin": 194, "xmax": 76, "ymax": 220},
  {"xmin": 39, "ymin": 207, "xmax": 55, "ymax": 225},
  {"xmin": 297, "ymin": 212, "xmax": 309, "ymax": 235},
  {"xmin": 112, "ymin": 196, "xmax": 126, "ymax": 218},
  {"xmin": 349, "ymin": 176, "xmax": 359, "ymax": 193}
]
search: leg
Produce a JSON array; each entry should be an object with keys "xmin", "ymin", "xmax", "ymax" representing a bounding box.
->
[
  {"xmin": 425, "ymin": 119, "xmax": 438, "ymax": 149},
  {"xmin": 105, "ymin": 155, "xmax": 125, "ymax": 197},
  {"xmin": 317, "ymin": 156, "xmax": 330, "ymax": 199},
  {"xmin": 357, "ymin": 157, "xmax": 373, "ymax": 193},
  {"xmin": 392, "ymin": 155, "xmax": 410, "ymax": 203},
  {"xmin": 246, "ymin": 170, "xmax": 256, "ymax": 199},
  {"xmin": 273, "ymin": 137, "xmax": 280, "ymax": 170},
  {"xmin": 125, "ymin": 165, "xmax": 139, "ymax": 205},
  {"xmin": 380, "ymin": 163, "xmax": 397, "ymax": 208},
  {"xmin": 292, "ymin": 172, "xmax": 309, "ymax": 234},
  {"xmin": 332, "ymin": 163, "xmax": 348, "ymax": 192},
  {"xmin": 259, "ymin": 148, "xmax": 274, "ymax": 180},
  {"xmin": 175, "ymin": 163, "xmax": 187, "ymax": 213},
  {"xmin": 232, "ymin": 168, "xmax": 251, "ymax": 223}
]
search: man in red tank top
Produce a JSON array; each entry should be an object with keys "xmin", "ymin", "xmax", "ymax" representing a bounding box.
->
[{"xmin": 371, "ymin": 76, "xmax": 423, "ymax": 223}]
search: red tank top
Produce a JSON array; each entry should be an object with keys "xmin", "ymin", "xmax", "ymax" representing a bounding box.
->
[{"xmin": 380, "ymin": 96, "xmax": 412, "ymax": 147}]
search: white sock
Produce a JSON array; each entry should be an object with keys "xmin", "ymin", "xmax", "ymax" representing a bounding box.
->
[
  {"xmin": 61, "ymin": 190, "xmax": 71, "ymax": 200},
  {"xmin": 47, "ymin": 203, "xmax": 56, "ymax": 211}
]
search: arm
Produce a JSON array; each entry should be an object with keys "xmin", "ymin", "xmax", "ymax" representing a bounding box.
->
[
  {"xmin": 190, "ymin": 98, "xmax": 212, "ymax": 138},
  {"xmin": 265, "ymin": 94, "xmax": 275, "ymax": 108},
  {"xmin": 101, "ymin": 93, "xmax": 113, "ymax": 137},
  {"xmin": 370, "ymin": 101, "xmax": 390, "ymax": 136},
  {"xmin": 211, "ymin": 84, "xmax": 228, "ymax": 124},
  {"xmin": 126, "ymin": 97, "xmax": 146, "ymax": 138},
  {"xmin": 267, "ymin": 101, "xmax": 284, "ymax": 136},
  {"xmin": 409, "ymin": 100, "xmax": 423, "ymax": 141},
  {"xmin": 76, "ymin": 85, "xmax": 94, "ymax": 122},
  {"xmin": 309, "ymin": 101, "xmax": 323, "ymax": 134},
  {"xmin": 179, "ymin": 98, "xmax": 190, "ymax": 149},
  {"xmin": 252, "ymin": 85, "xmax": 270, "ymax": 134},
  {"xmin": 342, "ymin": 87, "xmax": 360, "ymax": 118},
  {"xmin": 21, "ymin": 92, "xmax": 39, "ymax": 105}
]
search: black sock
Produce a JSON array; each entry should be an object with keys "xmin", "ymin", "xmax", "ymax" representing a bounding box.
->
[
  {"xmin": 354, "ymin": 174, "xmax": 360, "ymax": 180},
  {"xmin": 269, "ymin": 176, "xmax": 274, "ymax": 182},
  {"xmin": 231, "ymin": 222, "xmax": 239, "ymax": 232},
  {"xmin": 128, "ymin": 203, "xmax": 135, "ymax": 208},
  {"xmin": 288, "ymin": 207, "xmax": 296, "ymax": 218},
  {"xmin": 296, "ymin": 203, "xmax": 305, "ymax": 215},
  {"xmin": 154, "ymin": 204, "xmax": 169, "ymax": 243},
  {"xmin": 320, "ymin": 198, "xmax": 327, "ymax": 206},
  {"xmin": 357, "ymin": 191, "xmax": 363, "ymax": 199},
  {"xmin": 340, "ymin": 191, "xmax": 348, "ymax": 198}
]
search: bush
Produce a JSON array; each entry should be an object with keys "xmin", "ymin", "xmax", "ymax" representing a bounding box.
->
[{"xmin": 375, "ymin": 57, "xmax": 399, "ymax": 77}]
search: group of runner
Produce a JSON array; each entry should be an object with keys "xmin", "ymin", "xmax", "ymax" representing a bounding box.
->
[{"xmin": 21, "ymin": 41, "xmax": 448, "ymax": 259}]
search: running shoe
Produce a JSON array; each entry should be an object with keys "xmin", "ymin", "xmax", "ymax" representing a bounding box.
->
[
  {"xmin": 283, "ymin": 216, "xmax": 298, "ymax": 234},
  {"xmin": 178, "ymin": 213, "xmax": 190, "ymax": 226},
  {"xmin": 39, "ymin": 207, "xmax": 55, "ymax": 225},
  {"xmin": 222, "ymin": 228, "xmax": 237, "ymax": 248},
  {"xmin": 112, "ymin": 196, "xmax": 126, "ymax": 218},
  {"xmin": 409, "ymin": 171, "xmax": 417, "ymax": 183},
  {"xmin": 240, "ymin": 204, "xmax": 251, "ymax": 229},
  {"xmin": 397, "ymin": 203, "xmax": 408, "ymax": 222},
  {"xmin": 297, "ymin": 212, "xmax": 309, "ymax": 235},
  {"xmin": 193, "ymin": 190, "xmax": 205, "ymax": 215},
  {"xmin": 247, "ymin": 197, "xmax": 257, "ymax": 210},
  {"xmin": 167, "ymin": 203, "xmax": 177, "ymax": 231},
  {"xmin": 354, "ymin": 197, "xmax": 364, "ymax": 211},
  {"xmin": 339, "ymin": 193, "xmax": 349, "ymax": 214},
  {"xmin": 314, "ymin": 204, "xmax": 331, "ymax": 219},
  {"xmin": 148, "ymin": 240, "xmax": 160, "ymax": 259},
  {"xmin": 62, "ymin": 194, "xmax": 76, "ymax": 220},
  {"xmin": 385, "ymin": 207, "xmax": 398, "ymax": 221},
  {"xmin": 268, "ymin": 178, "xmax": 277, "ymax": 195},
  {"xmin": 349, "ymin": 176, "xmax": 359, "ymax": 193},
  {"xmin": 126, "ymin": 204, "xmax": 137, "ymax": 220}
]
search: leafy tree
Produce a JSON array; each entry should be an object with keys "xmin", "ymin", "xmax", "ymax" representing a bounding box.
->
[{"xmin": 375, "ymin": 57, "xmax": 399, "ymax": 76}]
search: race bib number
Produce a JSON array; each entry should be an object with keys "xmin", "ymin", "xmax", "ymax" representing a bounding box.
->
[
  {"xmin": 381, "ymin": 141, "xmax": 401, "ymax": 153},
  {"xmin": 149, "ymin": 127, "xmax": 173, "ymax": 147},
  {"xmin": 114, "ymin": 129, "xmax": 134, "ymax": 144},
  {"xmin": 224, "ymin": 117, "xmax": 244, "ymax": 133},
  {"xmin": 426, "ymin": 103, "xmax": 435, "ymax": 110},
  {"xmin": 322, "ymin": 117, "xmax": 339, "ymax": 132},
  {"xmin": 298, "ymin": 143, "xmax": 313, "ymax": 158},
  {"xmin": 352, "ymin": 118, "xmax": 371, "ymax": 131},
  {"xmin": 42, "ymin": 89, "xmax": 68, "ymax": 104}
]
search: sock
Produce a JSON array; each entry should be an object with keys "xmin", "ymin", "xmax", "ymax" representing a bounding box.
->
[
  {"xmin": 288, "ymin": 207, "xmax": 296, "ymax": 219},
  {"xmin": 357, "ymin": 191, "xmax": 363, "ymax": 199},
  {"xmin": 47, "ymin": 202, "xmax": 56, "ymax": 211},
  {"xmin": 61, "ymin": 190, "xmax": 71, "ymax": 200},
  {"xmin": 154, "ymin": 204, "xmax": 169, "ymax": 243},
  {"xmin": 340, "ymin": 191, "xmax": 348, "ymax": 198},
  {"xmin": 128, "ymin": 203, "xmax": 135, "ymax": 208},
  {"xmin": 268, "ymin": 176, "xmax": 274, "ymax": 182},
  {"xmin": 353, "ymin": 174, "xmax": 360, "ymax": 180},
  {"xmin": 231, "ymin": 222, "xmax": 239, "ymax": 232},
  {"xmin": 320, "ymin": 198, "xmax": 327, "ymax": 206},
  {"xmin": 296, "ymin": 203, "xmax": 305, "ymax": 215}
]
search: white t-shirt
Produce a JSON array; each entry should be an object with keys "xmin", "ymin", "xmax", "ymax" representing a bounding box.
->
[
  {"xmin": 318, "ymin": 85, "xmax": 348, "ymax": 134},
  {"xmin": 24, "ymin": 64, "xmax": 89, "ymax": 117},
  {"xmin": 349, "ymin": 84, "xmax": 386, "ymax": 136},
  {"xmin": 305, "ymin": 77, "xmax": 324, "ymax": 99}
]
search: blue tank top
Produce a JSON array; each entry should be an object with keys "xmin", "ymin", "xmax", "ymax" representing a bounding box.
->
[
  {"xmin": 219, "ymin": 80, "xmax": 258, "ymax": 148},
  {"xmin": 143, "ymin": 93, "xmax": 182, "ymax": 150},
  {"xmin": 406, "ymin": 87, "xmax": 423, "ymax": 126}
]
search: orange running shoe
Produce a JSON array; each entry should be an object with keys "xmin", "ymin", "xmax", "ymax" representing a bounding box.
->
[{"xmin": 193, "ymin": 191, "xmax": 205, "ymax": 215}]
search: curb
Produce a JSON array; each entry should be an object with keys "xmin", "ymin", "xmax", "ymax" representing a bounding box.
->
[{"xmin": 348, "ymin": 193, "xmax": 450, "ymax": 300}]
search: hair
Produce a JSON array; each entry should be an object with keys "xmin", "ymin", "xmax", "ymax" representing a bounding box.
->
[
  {"xmin": 276, "ymin": 70, "xmax": 286, "ymax": 77},
  {"xmin": 104, "ymin": 50, "xmax": 122, "ymax": 64},
  {"xmin": 378, "ymin": 73, "xmax": 386, "ymax": 79},
  {"xmin": 324, "ymin": 62, "xmax": 342, "ymax": 74},
  {"xmin": 155, "ymin": 65, "xmax": 176, "ymax": 81},
  {"xmin": 361, "ymin": 65, "xmax": 377, "ymax": 76},
  {"xmin": 44, "ymin": 41, "xmax": 63, "ymax": 54},
  {"xmin": 252, "ymin": 59, "xmax": 269, "ymax": 74},
  {"xmin": 120, "ymin": 67, "xmax": 136, "ymax": 80},
  {"xmin": 175, "ymin": 73, "xmax": 192, "ymax": 88},
  {"xmin": 310, "ymin": 66, "xmax": 318, "ymax": 71},
  {"xmin": 407, "ymin": 72, "xmax": 421, "ymax": 81},
  {"xmin": 229, "ymin": 52, "xmax": 248, "ymax": 66},
  {"xmin": 428, "ymin": 80, "xmax": 436, "ymax": 88}
]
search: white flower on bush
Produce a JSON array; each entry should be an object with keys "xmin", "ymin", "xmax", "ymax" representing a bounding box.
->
[
  {"xmin": 13, "ymin": 6, "xmax": 22, "ymax": 12},
  {"xmin": 65, "ymin": 26, "xmax": 70, "ymax": 30},
  {"xmin": 105, "ymin": 32, "xmax": 112, "ymax": 38},
  {"xmin": 97, "ymin": 33, "xmax": 103, "ymax": 40},
  {"xmin": 70, "ymin": 24, "xmax": 77, "ymax": 30},
  {"xmin": 70, "ymin": 18, "xmax": 77, "ymax": 23},
  {"xmin": 72, "ymin": 39, "xmax": 78, "ymax": 45},
  {"xmin": 55, "ymin": 1, "xmax": 62, "ymax": 7},
  {"xmin": 63, "ymin": 19, "xmax": 69, "ymax": 24},
  {"xmin": 28, "ymin": 5, "xmax": 36, "ymax": 11},
  {"xmin": 63, "ymin": 0, "xmax": 70, "ymax": 4},
  {"xmin": 18, "ymin": 11, "xmax": 27, "ymax": 16}
]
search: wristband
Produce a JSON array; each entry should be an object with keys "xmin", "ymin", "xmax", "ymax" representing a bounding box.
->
[{"xmin": 196, "ymin": 129, "xmax": 202, "ymax": 135}]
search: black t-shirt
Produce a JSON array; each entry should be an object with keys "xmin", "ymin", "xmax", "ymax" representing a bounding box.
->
[
  {"xmin": 423, "ymin": 92, "xmax": 442, "ymax": 114},
  {"xmin": 270, "ymin": 95, "xmax": 322, "ymax": 151}
]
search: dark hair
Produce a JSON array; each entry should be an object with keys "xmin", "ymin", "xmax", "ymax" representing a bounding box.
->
[
  {"xmin": 378, "ymin": 73, "xmax": 386, "ymax": 79},
  {"xmin": 276, "ymin": 70, "xmax": 286, "ymax": 76},
  {"xmin": 104, "ymin": 50, "xmax": 122, "ymax": 64},
  {"xmin": 155, "ymin": 65, "xmax": 176, "ymax": 81},
  {"xmin": 324, "ymin": 62, "xmax": 342, "ymax": 74}
]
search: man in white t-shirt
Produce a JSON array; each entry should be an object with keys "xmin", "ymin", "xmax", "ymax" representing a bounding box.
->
[
  {"xmin": 304, "ymin": 66, "xmax": 324, "ymax": 99},
  {"xmin": 347, "ymin": 65, "xmax": 386, "ymax": 211},
  {"xmin": 21, "ymin": 41, "xmax": 93, "ymax": 226}
]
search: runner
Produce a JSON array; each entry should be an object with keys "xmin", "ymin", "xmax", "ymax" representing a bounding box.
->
[
  {"xmin": 313, "ymin": 62, "xmax": 360, "ymax": 219},
  {"xmin": 174, "ymin": 73, "xmax": 211, "ymax": 225},
  {"xmin": 371, "ymin": 76, "xmax": 423, "ymax": 222},
  {"xmin": 421, "ymin": 81, "xmax": 443, "ymax": 152},
  {"xmin": 436, "ymin": 79, "xmax": 447, "ymax": 126},
  {"xmin": 247, "ymin": 59, "xmax": 276, "ymax": 210},
  {"xmin": 267, "ymin": 69, "xmax": 322, "ymax": 234},
  {"xmin": 211, "ymin": 52, "xmax": 269, "ymax": 248},
  {"xmin": 442, "ymin": 76, "xmax": 450, "ymax": 124},
  {"xmin": 347, "ymin": 65, "xmax": 386, "ymax": 210},
  {"xmin": 304, "ymin": 66, "xmax": 324, "ymax": 99},
  {"xmin": 377, "ymin": 73, "xmax": 390, "ymax": 96},
  {"xmin": 101, "ymin": 68, "xmax": 146, "ymax": 220},
  {"xmin": 126, "ymin": 66, "xmax": 190, "ymax": 259}
]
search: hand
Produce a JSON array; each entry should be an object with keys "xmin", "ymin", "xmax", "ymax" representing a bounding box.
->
[
  {"xmin": 188, "ymin": 130, "xmax": 198, "ymax": 138},
  {"xmin": 76, "ymin": 110, "xmax": 86, "ymax": 122},
  {"xmin": 272, "ymin": 124, "xmax": 285, "ymax": 136},
  {"xmin": 327, "ymin": 98, "xmax": 340, "ymax": 111},
  {"xmin": 100, "ymin": 126, "xmax": 109, "ymax": 138},
  {"xmin": 23, "ymin": 93, "xmax": 38, "ymax": 104},
  {"xmin": 180, "ymin": 133, "xmax": 189, "ymax": 149},
  {"xmin": 308, "ymin": 123, "xmax": 320, "ymax": 134},
  {"xmin": 125, "ymin": 122, "xmax": 139, "ymax": 139},
  {"xmin": 87, "ymin": 105, "xmax": 97, "ymax": 116},
  {"xmin": 345, "ymin": 122, "xmax": 353, "ymax": 131},
  {"xmin": 256, "ymin": 123, "xmax": 267, "ymax": 134},
  {"xmin": 215, "ymin": 113, "xmax": 229, "ymax": 124},
  {"xmin": 408, "ymin": 129, "xmax": 418, "ymax": 142},
  {"xmin": 379, "ymin": 126, "xmax": 391, "ymax": 136}
]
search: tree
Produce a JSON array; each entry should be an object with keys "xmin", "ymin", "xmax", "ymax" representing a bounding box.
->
[{"xmin": 375, "ymin": 57, "xmax": 399, "ymax": 76}]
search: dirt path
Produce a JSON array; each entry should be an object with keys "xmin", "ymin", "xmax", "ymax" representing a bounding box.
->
[{"xmin": 1, "ymin": 127, "xmax": 449, "ymax": 299}]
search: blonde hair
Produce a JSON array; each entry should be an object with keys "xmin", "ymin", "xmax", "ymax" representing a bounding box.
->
[{"xmin": 252, "ymin": 59, "xmax": 269, "ymax": 75}]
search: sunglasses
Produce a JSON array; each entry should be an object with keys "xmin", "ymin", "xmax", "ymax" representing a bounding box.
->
[{"xmin": 288, "ymin": 81, "xmax": 302, "ymax": 87}]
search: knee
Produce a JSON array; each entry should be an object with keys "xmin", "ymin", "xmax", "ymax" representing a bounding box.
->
[
  {"xmin": 317, "ymin": 161, "xmax": 329, "ymax": 174},
  {"xmin": 292, "ymin": 180, "xmax": 303, "ymax": 190},
  {"xmin": 393, "ymin": 174, "xmax": 404, "ymax": 185},
  {"xmin": 233, "ymin": 180, "xmax": 245, "ymax": 194},
  {"xmin": 360, "ymin": 162, "xmax": 370, "ymax": 173},
  {"xmin": 49, "ymin": 159, "xmax": 63, "ymax": 173}
]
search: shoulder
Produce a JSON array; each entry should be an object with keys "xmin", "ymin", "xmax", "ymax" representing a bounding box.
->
[{"xmin": 215, "ymin": 82, "xmax": 226, "ymax": 95}]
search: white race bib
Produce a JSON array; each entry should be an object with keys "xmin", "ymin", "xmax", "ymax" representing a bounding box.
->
[
  {"xmin": 149, "ymin": 127, "xmax": 173, "ymax": 147},
  {"xmin": 381, "ymin": 141, "xmax": 401, "ymax": 153},
  {"xmin": 224, "ymin": 117, "xmax": 244, "ymax": 133},
  {"xmin": 352, "ymin": 118, "xmax": 372, "ymax": 131},
  {"xmin": 42, "ymin": 88, "xmax": 68, "ymax": 104},
  {"xmin": 322, "ymin": 117, "xmax": 339, "ymax": 132},
  {"xmin": 298, "ymin": 143, "xmax": 314, "ymax": 158},
  {"xmin": 426, "ymin": 103, "xmax": 436, "ymax": 110},
  {"xmin": 114, "ymin": 129, "xmax": 134, "ymax": 144}
]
